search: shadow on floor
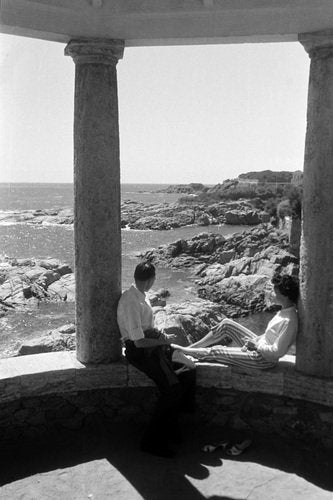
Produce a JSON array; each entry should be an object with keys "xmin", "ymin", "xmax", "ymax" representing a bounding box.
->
[{"xmin": 0, "ymin": 421, "xmax": 332, "ymax": 499}]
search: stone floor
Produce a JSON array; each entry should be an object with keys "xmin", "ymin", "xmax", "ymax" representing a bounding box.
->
[{"xmin": 0, "ymin": 421, "xmax": 332, "ymax": 500}]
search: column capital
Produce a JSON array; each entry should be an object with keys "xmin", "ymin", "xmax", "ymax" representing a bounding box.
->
[
  {"xmin": 299, "ymin": 30, "xmax": 333, "ymax": 60},
  {"xmin": 65, "ymin": 38, "xmax": 125, "ymax": 65}
]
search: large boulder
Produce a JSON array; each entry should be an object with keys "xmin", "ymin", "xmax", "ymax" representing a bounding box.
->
[
  {"xmin": 16, "ymin": 327, "xmax": 76, "ymax": 356},
  {"xmin": 197, "ymin": 274, "xmax": 270, "ymax": 317},
  {"xmin": 0, "ymin": 258, "xmax": 74, "ymax": 313},
  {"xmin": 129, "ymin": 206, "xmax": 195, "ymax": 230},
  {"xmin": 154, "ymin": 300, "xmax": 225, "ymax": 344},
  {"xmin": 217, "ymin": 250, "xmax": 235, "ymax": 265},
  {"xmin": 225, "ymin": 210, "xmax": 248, "ymax": 225},
  {"xmin": 195, "ymin": 246, "xmax": 298, "ymax": 316},
  {"xmin": 0, "ymin": 277, "xmax": 44, "ymax": 306},
  {"xmin": 197, "ymin": 246, "xmax": 298, "ymax": 282},
  {"xmin": 47, "ymin": 274, "xmax": 75, "ymax": 301},
  {"xmin": 244, "ymin": 210, "xmax": 261, "ymax": 225},
  {"xmin": 197, "ymin": 213, "xmax": 211, "ymax": 226},
  {"xmin": 225, "ymin": 210, "xmax": 265, "ymax": 225},
  {"xmin": 148, "ymin": 288, "xmax": 170, "ymax": 307}
]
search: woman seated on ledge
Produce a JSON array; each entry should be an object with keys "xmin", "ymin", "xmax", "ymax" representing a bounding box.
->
[{"xmin": 171, "ymin": 273, "xmax": 299, "ymax": 370}]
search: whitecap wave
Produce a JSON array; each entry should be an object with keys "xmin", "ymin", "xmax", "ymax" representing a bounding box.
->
[
  {"xmin": 121, "ymin": 226, "xmax": 153, "ymax": 232},
  {"xmin": 0, "ymin": 221, "xmax": 20, "ymax": 227}
]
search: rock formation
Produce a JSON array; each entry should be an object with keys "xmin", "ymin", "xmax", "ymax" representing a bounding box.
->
[
  {"xmin": 141, "ymin": 223, "xmax": 299, "ymax": 317},
  {"xmin": 0, "ymin": 258, "xmax": 74, "ymax": 311},
  {"xmin": 0, "ymin": 199, "xmax": 269, "ymax": 231},
  {"xmin": 16, "ymin": 301, "xmax": 225, "ymax": 355}
]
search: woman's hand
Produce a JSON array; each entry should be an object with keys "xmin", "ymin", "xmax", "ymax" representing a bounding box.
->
[
  {"xmin": 244, "ymin": 340, "xmax": 257, "ymax": 351},
  {"xmin": 163, "ymin": 333, "xmax": 178, "ymax": 342}
]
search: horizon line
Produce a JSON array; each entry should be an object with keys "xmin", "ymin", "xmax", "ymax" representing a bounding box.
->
[{"xmin": 0, "ymin": 181, "xmax": 216, "ymax": 186}]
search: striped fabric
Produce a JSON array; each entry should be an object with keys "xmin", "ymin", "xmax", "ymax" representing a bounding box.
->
[
  {"xmin": 191, "ymin": 319, "xmax": 276, "ymax": 370},
  {"xmin": 210, "ymin": 318, "xmax": 258, "ymax": 346}
]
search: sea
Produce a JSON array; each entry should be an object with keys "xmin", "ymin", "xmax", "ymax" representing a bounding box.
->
[{"xmin": 0, "ymin": 182, "xmax": 249, "ymax": 357}]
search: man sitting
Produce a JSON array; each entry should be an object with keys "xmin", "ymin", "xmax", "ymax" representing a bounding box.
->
[{"xmin": 117, "ymin": 261, "xmax": 196, "ymax": 458}]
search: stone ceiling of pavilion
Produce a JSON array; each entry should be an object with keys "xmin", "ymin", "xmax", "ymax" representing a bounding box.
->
[{"xmin": 1, "ymin": 0, "xmax": 333, "ymax": 45}]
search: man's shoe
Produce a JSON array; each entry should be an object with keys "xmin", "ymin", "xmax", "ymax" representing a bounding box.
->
[{"xmin": 140, "ymin": 442, "xmax": 176, "ymax": 458}]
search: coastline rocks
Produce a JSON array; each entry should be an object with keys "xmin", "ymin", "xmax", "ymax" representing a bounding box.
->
[
  {"xmin": 225, "ymin": 209, "xmax": 261, "ymax": 225},
  {"xmin": 195, "ymin": 245, "xmax": 298, "ymax": 316},
  {"xmin": 197, "ymin": 213, "xmax": 211, "ymax": 226},
  {"xmin": 154, "ymin": 300, "xmax": 225, "ymax": 345},
  {"xmin": 196, "ymin": 246, "xmax": 298, "ymax": 282},
  {"xmin": 122, "ymin": 203, "xmax": 196, "ymax": 230},
  {"xmin": 142, "ymin": 232, "xmax": 227, "ymax": 269},
  {"xmin": 155, "ymin": 183, "xmax": 206, "ymax": 194},
  {"xmin": 48, "ymin": 274, "xmax": 76, "ymax": 301},
  {"xmin": 16, "ymin": 300, "xmax": 224, "ymax": 355},
  {"xmin": 126, "ymin": 199, "xmax": 270, "ymax": 230},
  {"xmin": 0, "ymin": 208, "xmax": 74, "ymax": 226},
  {"xmin": 142, "ymin": 224, "xmax": 298, "ymax": 317},
  {"xmin": 0, "ymin": 258, "xmax": 74, "ymax": 312},
  {"xmin": 16, "ymin": 324, "xmax": 76, "ymax": 356},
  {"xmin": 148, "ymin": 288, "xmax": 170, "ymax": 307},
  {"xmin": 197, "ymin": 274, "xmax": 270, "ymax": 318},
  {"xmin": 141, "ymin": 224, "xmax": 289, "ymax": 270},
  {"xmin": 0, "ymin": 199, "xmax": 268, "ymax": 231}
]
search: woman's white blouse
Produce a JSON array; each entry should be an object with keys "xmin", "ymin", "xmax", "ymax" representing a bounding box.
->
[{"xmin": 256, "ymin": 306, "xmax": 298, "ymax": 361}]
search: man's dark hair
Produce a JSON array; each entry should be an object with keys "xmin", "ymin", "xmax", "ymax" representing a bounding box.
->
[
  {"xmin": 134, "ymin": 261, "xmax": 156, "ymax": 282},
  {"xmin": 271, "ymin": 272, "xmax": 299, "ymax": 303}
]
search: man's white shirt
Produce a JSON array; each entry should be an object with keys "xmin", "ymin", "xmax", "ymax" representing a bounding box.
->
[{"xmin": 117, "ymin": 284, "xmax": 154, "ymax": 342}]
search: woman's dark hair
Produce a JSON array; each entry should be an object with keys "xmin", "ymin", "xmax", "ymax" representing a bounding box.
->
[
  {"xmin": 134, "ymin": 262, "xmax": 156, "ymax": 282},
  {"xmin": 271, "ymin": 272, "xmax": 299, "ymax": 303}
]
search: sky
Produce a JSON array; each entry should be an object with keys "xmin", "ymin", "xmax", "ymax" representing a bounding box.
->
[{"xmin": 0, "ymin": 34, "xmax": 309, "ymax": 185}]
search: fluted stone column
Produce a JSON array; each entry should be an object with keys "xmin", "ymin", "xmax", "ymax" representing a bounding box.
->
[
  {"xmin": 65, "ymin": 39, "xmax": 124, "ymax": 364},
  {"xmin": 298, "ymin": 31, "xmax": 333, "ymax": 377}
]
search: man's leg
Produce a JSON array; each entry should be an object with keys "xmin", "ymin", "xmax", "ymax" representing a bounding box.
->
[
  {"xmin": 177, "ymin": 368, "xmax": 196, "ymax": 414},
  {"xmin": 125, "ymin": 343, "xmax": 187, "ymax": 455}
]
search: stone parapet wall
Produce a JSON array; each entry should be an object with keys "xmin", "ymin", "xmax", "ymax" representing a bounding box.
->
[
  {"xmin": 0, "ymin": 352, "xmax": 332, "ymax": 447},
  {"xmin": 1, "ymin": 385, "xmax": 333, "ymax": 449},
  {"xmin": 195, "ymin": 388, "xmax": 333, "ymax": 449}
]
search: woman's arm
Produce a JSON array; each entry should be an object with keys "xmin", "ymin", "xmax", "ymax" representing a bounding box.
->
[{"xmin": 257, "ymin": 319, "xmax": 296, "ymax": 361}]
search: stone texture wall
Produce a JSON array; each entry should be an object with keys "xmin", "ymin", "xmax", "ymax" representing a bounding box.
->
[
  {"xmin": 1, "ymin": 386, "xmax": 333, "ymax": 449},
  {"xmin": 1, "ymin": 352, "xmax": 332, "ymax": 449}
]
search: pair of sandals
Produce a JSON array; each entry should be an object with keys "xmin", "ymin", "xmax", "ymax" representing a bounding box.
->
[{"xmin": 201, "ymin": 438, "xmax": 252, "ymax": 456}]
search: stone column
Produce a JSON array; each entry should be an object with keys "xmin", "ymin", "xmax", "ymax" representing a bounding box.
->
[
  {"xmin": 298, "ymin": 31, "xmax": 333, "ymax": 377},
  {"xmin": 65, "ymin": 39, "xmax": 124, "ymax": 364}
]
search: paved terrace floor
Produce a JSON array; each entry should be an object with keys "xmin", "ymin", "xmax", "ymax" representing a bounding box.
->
[{"xmin": 0, "ymin": 421, "xmax": 332, "ymax": 500}]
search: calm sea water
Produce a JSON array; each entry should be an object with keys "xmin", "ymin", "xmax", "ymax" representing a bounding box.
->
[{"xmin": 0, "ymin": 183, "xmax": 248, "ymax": 357}]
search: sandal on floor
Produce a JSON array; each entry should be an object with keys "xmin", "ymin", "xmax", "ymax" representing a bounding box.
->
[
  {"xmin": 201, "ymin": 441, "xmax": 229, "ymax": 453},
  {"xmin": 226, "ymin": 439, "xmax": 252, "ymax": 456}
]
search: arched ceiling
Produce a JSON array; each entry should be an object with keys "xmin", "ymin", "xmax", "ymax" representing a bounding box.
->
[{"xmin": 1, "ymin": 0, "xmax": 333, "ymax": 45}]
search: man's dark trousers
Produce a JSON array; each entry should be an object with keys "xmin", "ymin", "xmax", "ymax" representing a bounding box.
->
[{"xmin": 125, "ymin": 341, "xmax": 196, "ymax": 448}]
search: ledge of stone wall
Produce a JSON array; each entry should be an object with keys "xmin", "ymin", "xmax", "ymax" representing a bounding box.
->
[{"xmin": 0, "ymin": 352, "xmax": 332, "ymax": 407}]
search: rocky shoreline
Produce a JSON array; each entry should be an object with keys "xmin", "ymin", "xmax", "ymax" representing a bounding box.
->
[
  {"xmin": 0, "ymin": 257, "xmax": 75, "ymax": 317},
  {"xmin": 0, "ymin": 198, "xmax": 270, "ymax": 231},
  {"xmin": 141, "ymin": 223, "xmax": 298, "ymax": 317},
  {"xmin": 0, "ymin": 222, "xmax": 299, "ymax": 356}
]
